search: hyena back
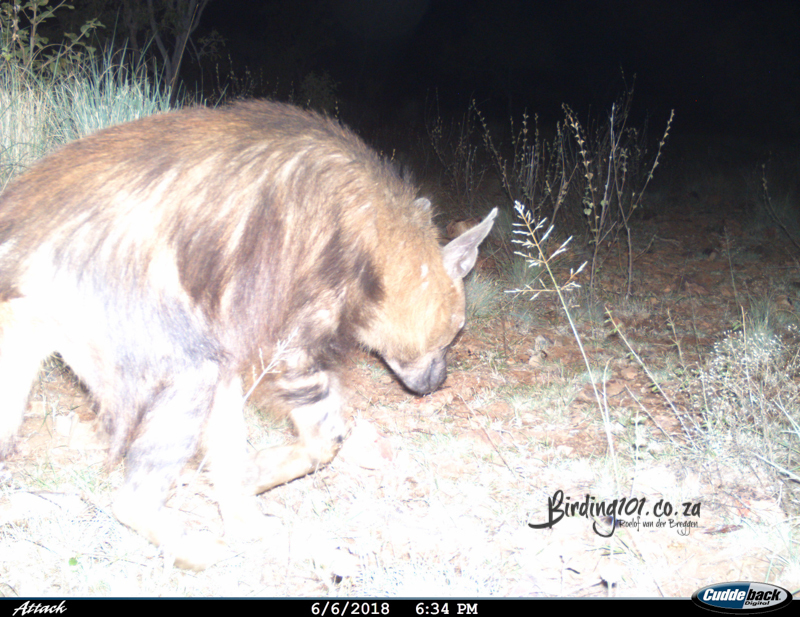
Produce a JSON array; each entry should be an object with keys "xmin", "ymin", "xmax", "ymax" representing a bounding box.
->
[{"xmin": 0, "ymin": 100, "xmax": 496, "ymax": 570}]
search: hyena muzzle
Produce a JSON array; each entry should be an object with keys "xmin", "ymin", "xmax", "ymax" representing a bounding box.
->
[{"xmin": 0, "ymin": 100, "xmax": 496, "ymax": 570}]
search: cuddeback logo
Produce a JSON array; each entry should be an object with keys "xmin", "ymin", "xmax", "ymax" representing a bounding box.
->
[{"xmin": 691, "ymin": 582, "xmax": 793, "ymax": 613}]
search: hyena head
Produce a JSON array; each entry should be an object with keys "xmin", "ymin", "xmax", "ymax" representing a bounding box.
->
[{"xmin": 360, "ymin": 201, "xmax": 497, "ymax": 395}]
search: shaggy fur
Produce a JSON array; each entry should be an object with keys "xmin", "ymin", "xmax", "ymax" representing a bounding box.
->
[{"xmin": 0, "ymin": 100, "xmax": 496, "ymax": 569}]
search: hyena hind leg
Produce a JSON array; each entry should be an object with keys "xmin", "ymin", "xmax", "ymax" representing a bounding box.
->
[
  {"xmin": 0, "ymin": 300, "xmax": 53, "ymax": 458},
  {"xmin": 244, "ymin": 372, "xmax": 348, "ymax": 495},
  {"xmin": 112, "ymin": 361, "xmax": 229, "ymax": 571}
]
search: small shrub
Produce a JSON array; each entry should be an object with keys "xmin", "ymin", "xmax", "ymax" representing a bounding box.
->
[
  {"xmin": 426, "ymin": 97, "xmax": 488, "ymax": 207},
  {"xmin": 465, "ymin": 271, "xmax": 502, "ymax": 320},
  {"xmin": 697, "ymin": 325, "xmax": 799, "ymax": 436},
  {"xmin": 53, "ymin": 49, "xmax": 172, "ymax": 142},
  {"xmin": 692, "ymin": 322, "xmax": 800, "ymax": 498}
]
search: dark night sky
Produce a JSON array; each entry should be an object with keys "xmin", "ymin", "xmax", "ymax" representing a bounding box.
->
[{"xmin": 201, "ymin": 0, "xmax": 799, "ymax": 140}]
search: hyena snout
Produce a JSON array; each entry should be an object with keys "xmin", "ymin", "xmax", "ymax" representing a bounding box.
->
[
  {"xmin": 383, "ymin": 206, "xmax": 500, "ymax": 396},
  {"xmin": 386, "ymin": 350, "xmax": 448, "ymax": 395}
]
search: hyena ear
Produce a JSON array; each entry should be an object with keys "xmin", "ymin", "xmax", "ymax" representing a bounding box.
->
[{"xmin": 442, "ymin": 207, "xmax": 498, "ymax": 280}]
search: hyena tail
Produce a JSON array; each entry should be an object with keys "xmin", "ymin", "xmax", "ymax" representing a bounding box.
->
[{"xmin": 0, "ymin": 300, "xmax": 55, "ymax": 458}]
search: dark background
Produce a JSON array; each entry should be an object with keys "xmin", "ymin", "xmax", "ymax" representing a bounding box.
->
[{"xmin": 197, "ymin": 0, "xmax": 799, "ymax": 142}]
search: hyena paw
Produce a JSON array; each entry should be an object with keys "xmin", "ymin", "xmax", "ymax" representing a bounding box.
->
[
  {"xmin": 221, "ymin": 497, "xmax": 284, "ymax": 541},
  {"xmin": 169, "ymin": 532, "xmax": 231, "ymax": 571},
  {"xmin": 113, "ymin": 491, "xmax": 231, "ymax": 571}
]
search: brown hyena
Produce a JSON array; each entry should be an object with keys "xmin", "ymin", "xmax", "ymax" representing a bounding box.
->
[{"xmin": 0, "ymin": 100, "xmax": 496, "ymax": 570}]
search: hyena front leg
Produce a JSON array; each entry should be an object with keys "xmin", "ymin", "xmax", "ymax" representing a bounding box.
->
[
  {"xmin": 112, "ymin": 361, "xmax": 229, "ymax": 572},
  {"xmin": 245, "ymin": 370, "xmax": 348, "ymax": 495},
  {"xmin": 204, "ymin": 376, "xmax": 281, "ymax": 540}
]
